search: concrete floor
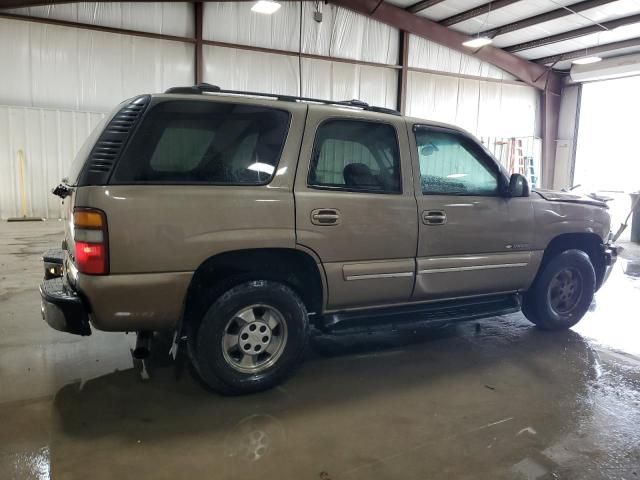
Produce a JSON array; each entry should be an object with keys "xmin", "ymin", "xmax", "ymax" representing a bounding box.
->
[{"xmin": 1, "ymin": 221, "xmax": 640, "ymax": 480}]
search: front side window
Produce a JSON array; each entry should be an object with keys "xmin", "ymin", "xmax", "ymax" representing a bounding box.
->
[
  {"xmin": 111, "ymin": 101, "xmax": 290, "ymax": 184},
  {"xmin": 308, "ymin": 119, "xmax": 401, "ymax": 194},
  {"xmin": 415, "ymin": 129, "xmax": 498, "ymax": 196}
]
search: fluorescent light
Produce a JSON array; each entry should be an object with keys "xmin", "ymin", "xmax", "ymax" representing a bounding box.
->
[
  {"xmin": 251, "ymin": 0, "xmax": 281, "ymax": 14},
  {"xmin": 572, "ymin": 56, "xmax": 602, "ymax": 65},
  {"xmin": 462, "ymin": 37, "xmax": 493, "ymax": 49}
]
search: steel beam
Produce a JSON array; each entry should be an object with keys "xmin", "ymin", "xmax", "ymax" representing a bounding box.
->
[
  {"xmin": 505, "ymin": 13, "xmax": 640, "ymax": 53},
  {"xmin": 479, "ymin": 0, "xmax": 617, "ymax": 39},
  {"xmin": 397, "ymin": 30, "xmax": 409, "ymax": 113},
  {"xmin": 0, "ymin": 11, "xmax": 197, "ymax": 42},
  {"xmin": 0, "ymin": 0, "xmax": 311, "ymax": 8},
  {"xmin": 0, "ymin": 12, "xmax": 401, "ymax": 71},
  {"xmin": 329, "ymin": 0, "xmax": 557, "ymax": 91},
  {"xmin": 534, "ymin": 37, "xmax": 640, "ymax": 64},
  {"xmin": 440, "ymin": 0, "xmax": 521, "ymax": 27},
  {"xmin": 405, "ymin": 0, "xmax": 446, "ymax": 14}
]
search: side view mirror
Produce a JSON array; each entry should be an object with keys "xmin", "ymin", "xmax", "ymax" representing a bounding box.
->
[{"xmin": 508, "ymin": 173, "xmax": 530, "ymax": 197}]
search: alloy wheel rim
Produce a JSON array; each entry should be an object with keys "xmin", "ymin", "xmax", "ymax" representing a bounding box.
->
[
  {"xmin": 222, "ymin": 304, "xmax": 288, "ymax": 374},
  {"xmin": 548, "ymin": 267, "xmax": 584, "ymax": 316}
]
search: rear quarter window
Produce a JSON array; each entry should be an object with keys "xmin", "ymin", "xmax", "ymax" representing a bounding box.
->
[{"xmin": 110, "ymin": 100, "xmax": 290, "ymax": 185}]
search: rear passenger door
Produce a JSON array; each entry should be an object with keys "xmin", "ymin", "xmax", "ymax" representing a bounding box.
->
[{"xmin": 294, "ymin": 109, "xmax": 418, "ymax": 310}]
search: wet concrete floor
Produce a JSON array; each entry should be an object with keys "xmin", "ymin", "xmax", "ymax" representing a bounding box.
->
[{"xmin": 1, "ymin": 221, "xmax": 639, "ymax": 479}]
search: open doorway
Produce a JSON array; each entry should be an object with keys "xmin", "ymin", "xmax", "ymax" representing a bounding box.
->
[{"xmin": 574, "ymin": 76, "xmax": 640, "ymax": 241}]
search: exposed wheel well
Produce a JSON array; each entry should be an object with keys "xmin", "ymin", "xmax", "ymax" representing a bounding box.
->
[
  {"xmin": 181, "ymin": 248, "xmax": 324, "ymax": 337},
  {"xmin": 539, "ymin": 233, "xmax": 606, "ymax": 289}
]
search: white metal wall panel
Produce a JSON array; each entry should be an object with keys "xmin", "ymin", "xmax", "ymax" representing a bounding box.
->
[
  {"xmin": 408, "ymin": 35, "xmax": 516, "ymax": 81},
  {"xmin": 203, "ymin": 2, "xmax": 300, "ymax": 52},
  {"xmin": 301, "ymin": 59, "xmax": 398, "ymax": 109},
  {"xmin": 203, "ymin": 45, "xmax": 300, "ymax": 96},
  {"xmin": 302, "ymin": 4, "xmax": 399, "ymax": 65},
  {"xmin": 0, "ymin": 106, "xmax": 105, "ymax": 220},
  {"xmin": 0, "ymin": 18, "xmax": 194, "ymax": 112},
  {"xmin": 406, "ymin": 71, "xmax": 539, "ymax": 138},
  {"xmin": 5, "ymin": 2, "xmax": 194, "ymax": 37},
  {"xmin": 203, "ymin": 2, "xmax": 399, "ymax": 65}
]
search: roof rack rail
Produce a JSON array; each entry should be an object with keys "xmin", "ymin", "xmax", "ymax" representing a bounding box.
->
[{"xmin": 164, "ymin": 83, "xmax": 401, "ymax": 116}]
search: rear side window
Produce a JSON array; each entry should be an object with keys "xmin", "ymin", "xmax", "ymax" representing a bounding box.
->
[
  {"xmin": 111, "ymin": 100, "xmax": 290, "ymax": 184},
  {"xmin": 308, "ymin": 119, "xmax": 401, "ymax": 193}
]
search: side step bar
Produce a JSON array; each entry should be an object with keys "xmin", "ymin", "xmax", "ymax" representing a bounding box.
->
[{"xmin": 318, "ymin": 294, "xmax": 521, "ymax": 335}]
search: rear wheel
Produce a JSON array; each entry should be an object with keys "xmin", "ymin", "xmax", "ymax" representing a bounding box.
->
[
  {"xmin": 522, "ymin": 249, "xmax": 595, "ymax": 330},
  {"xmin": 192, "ymin": 280, "xmax": 309, "ymax": 395}
]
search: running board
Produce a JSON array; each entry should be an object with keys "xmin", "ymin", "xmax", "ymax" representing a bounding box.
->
[{"xmin": 318, "ymin": 294, "xmax": 521, "ymax": 335}]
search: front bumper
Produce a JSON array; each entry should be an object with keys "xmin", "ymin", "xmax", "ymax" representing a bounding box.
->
[{"xmin": 39, "ymin": 277, "xmax": 91, "ymax": 336}]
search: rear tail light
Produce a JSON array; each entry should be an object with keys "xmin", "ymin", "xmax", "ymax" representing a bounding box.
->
[{"xmin": 73, "ymin": 208, "xmax": 108, "ymax": 275}]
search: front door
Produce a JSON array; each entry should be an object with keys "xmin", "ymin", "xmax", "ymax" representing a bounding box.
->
[
  {"xmin": 294, "ymin": 110, "xmax": 418, "ymax": 310},
  {"xmin": 410, "ymin": 125, "xmax": 536, "ymax": 301}
]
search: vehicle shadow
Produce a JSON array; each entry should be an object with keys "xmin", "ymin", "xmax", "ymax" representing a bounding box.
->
[{"xmin": 49, "ymin": 313, "xmax": 599, "ymax": 478}]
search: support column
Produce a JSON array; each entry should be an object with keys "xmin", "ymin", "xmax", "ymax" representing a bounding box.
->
[
  {"xmin": 540, "ymin": 73, "xmax": 563, "ymax": 189},
  {"xmin": 194, "ymin": 2, "xmax": 203, "ymax": 84},
  {"xmin": 397, "ymin": 30, "xmax": 409, "ymax": 114}
]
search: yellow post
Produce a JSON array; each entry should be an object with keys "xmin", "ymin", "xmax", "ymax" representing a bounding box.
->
[
  {"xmin": 18, "ymin": 149, "xmax": 27, "ymax": 218},
  {"xmin": 7, "ymin": 149, "xmax": 43, "ymax": 222}
]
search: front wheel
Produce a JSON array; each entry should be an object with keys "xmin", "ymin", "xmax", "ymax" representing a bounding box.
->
[
  {"xmin": 193, "ymin": 280, "xmax": 309, "ymax": 395},
  {"xmin": 522, "ymin": 249, "xmax": 596, "ymax": 330}
]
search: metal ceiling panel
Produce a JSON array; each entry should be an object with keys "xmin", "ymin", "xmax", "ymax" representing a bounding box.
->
[
  {"xmin": 450, "ymin": 0, "xmax": 577, "ymax": 35},
  {"xmin": 384, "ymin": 0, "xmax": 421, "ymax": 8},
  {"xmin": 491, "ymin": 0, "xmax": 640, "ymax": 48},
  {"xmin": 416, "ymin": 0, "xmax": 489, "ymax": 21},
  {"xmin": 553, "ymin": 44, "xmax": 640, "ymax": 68},
  {"xmin": 517, "ymin": 21, "xmax": 640, "ymax": 59}
]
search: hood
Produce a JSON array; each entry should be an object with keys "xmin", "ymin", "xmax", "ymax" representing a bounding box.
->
[{"xmin": 533, "ymin": 189, "xmax": 608, "ymax": 208}]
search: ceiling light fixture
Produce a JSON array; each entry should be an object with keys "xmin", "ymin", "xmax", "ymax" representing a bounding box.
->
[
  {"xmin": 251, "ymin": 0, "xmax": 281, "ymax": 14},
  {"xmin": 462, "ymin": 37, "xmax": 493, "ymax": 49},
  {"xmin": 572, "ymin": 56, "xmax": 602, "ymax": 65}
]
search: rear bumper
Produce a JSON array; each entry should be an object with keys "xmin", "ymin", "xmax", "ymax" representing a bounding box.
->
[
  {"xmin": 39, "ymin": 277, "xmax": 91, "ymax": 336},
  {"xmin": 43, "ymin": 248, "xmax": 64, "ymax": 279}
]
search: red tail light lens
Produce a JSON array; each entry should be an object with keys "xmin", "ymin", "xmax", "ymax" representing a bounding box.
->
[
  {"xmin": 75, "ymin": 241, "xmax": 107, "ymax": 274},
  {"xmin": 73, "ymin": 208, "xmax": 108, "ymax": 275}
]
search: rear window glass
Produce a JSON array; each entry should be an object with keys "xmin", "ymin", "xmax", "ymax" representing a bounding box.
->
[{"xmin": 111, "ymin": 100, "xmax": 290, "ymax": 184}]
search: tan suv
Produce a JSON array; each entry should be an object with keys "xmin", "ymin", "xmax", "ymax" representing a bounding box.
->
[{"xmin": 40, "ymin": 84, "xmax": 617, "ymax": 394}]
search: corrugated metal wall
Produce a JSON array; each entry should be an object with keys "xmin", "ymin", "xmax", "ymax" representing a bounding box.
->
[
  {"xmin": 0, "ymin": 106, "xmax": 105, "ymax": 219},
  {"xmin": 0, "ymin": 17, "xmax": 195, "ymax": 112},
  {"xmin": 0, "ymin": 1, "xmax": 541, "ymax": 218}
]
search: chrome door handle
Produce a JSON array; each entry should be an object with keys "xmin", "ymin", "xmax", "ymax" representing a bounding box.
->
[
  {"xmin": 422, "ymin": 210, "xmax": 447, "ymax": 225},
  {"xmin": 311, "ymin": 208, "xmax": 341, "ymax": 226}
]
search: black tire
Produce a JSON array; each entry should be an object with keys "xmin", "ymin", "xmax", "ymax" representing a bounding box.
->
[
  {"xmin": 193, "ymin": 280, "xmax": 309, "ymax": 395},
  {"xmin": 522, "ymin": 249, "xmax": 595, "ymax": 331}
]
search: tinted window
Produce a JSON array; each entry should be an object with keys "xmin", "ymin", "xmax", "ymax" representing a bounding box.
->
[
  {"xmin": 111, "ymin": 101, "xmax": 290, "ymax": 184},
  {"xmin": 415, "ymin": 130, "xmax": 498, "ymax": 196},
  {"xmin": 308, "ymin": 120, "xmax": 401, "ymax": 193}
]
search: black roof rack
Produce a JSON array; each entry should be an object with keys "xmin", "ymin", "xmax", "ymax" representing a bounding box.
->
[{"xmin": 164, "ymin": 83, "xmax": 401, "ymax": 116}]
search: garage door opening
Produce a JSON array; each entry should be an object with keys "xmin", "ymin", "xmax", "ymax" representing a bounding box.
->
[{"xmin": 574, "ymin": 76, "xmax": 640, "ymax": 240}]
